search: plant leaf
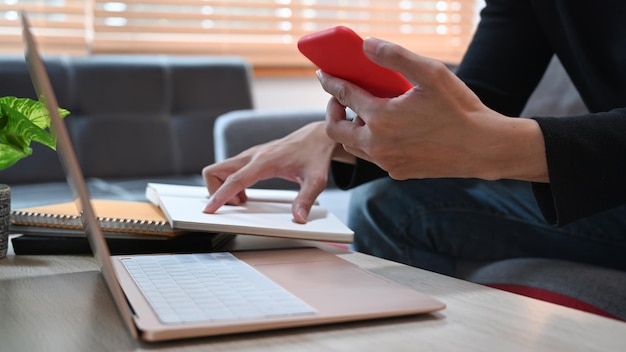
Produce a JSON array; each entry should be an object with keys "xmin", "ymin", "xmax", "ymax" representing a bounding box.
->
[
  {"xmin": 0, "ymin": 96, "xmax": 69, "ymax": 129},
  {"xmin": 0, "ymin": 103, "xmax": 57, "ymax": 150},
  {"xmin": 0, "ymin": 113, "xmax": 7, "ymax": 130},
  {"xmin": 0, "ymin": 142, "xmax": 31, "ymax": 169},
  {"xmin": 0, "ymin": 96, "xmax": 70, "ymax": 170}
]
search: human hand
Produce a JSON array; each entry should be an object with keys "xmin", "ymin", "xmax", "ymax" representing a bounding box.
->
[
  {"xmin": 318, "ymin": 37, "xmax": 547, "ymax": 181},
  {"xmin": 202, "ymin": 121, "xmax": 337, "ymax": 223}
]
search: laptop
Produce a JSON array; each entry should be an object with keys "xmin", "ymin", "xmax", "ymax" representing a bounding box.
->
[{"xmin": 21, "ymin": 12, "xmax": 445, "ymax": 342}]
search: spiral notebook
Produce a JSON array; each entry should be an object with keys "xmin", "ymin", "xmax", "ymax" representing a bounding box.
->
[{"xmin": 10, "ymin": 199, "xmax": 185, "ymax": 238}]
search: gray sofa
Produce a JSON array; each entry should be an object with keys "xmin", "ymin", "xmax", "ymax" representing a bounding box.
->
[
  {"xmin": 212, "ymin": 57, "xmax": 626, "ymax": 321},
  {"xmin": 0, "ymin": 55, "xmax": 253, "ymax": 209}
]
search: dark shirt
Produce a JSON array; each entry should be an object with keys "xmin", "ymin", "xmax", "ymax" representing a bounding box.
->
[{"xmin": 331, "ymin": 0, "xmax": 626, "ymax": 226}]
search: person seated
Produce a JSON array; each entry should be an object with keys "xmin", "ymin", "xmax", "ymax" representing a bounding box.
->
[{"xmin": 202, "ymin": 0, "xmax": 626, "ymax": 277}]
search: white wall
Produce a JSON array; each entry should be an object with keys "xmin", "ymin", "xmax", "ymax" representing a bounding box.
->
[{"xmin": 251, "ymin": 76, "xmax": 331, "ymax": 110}]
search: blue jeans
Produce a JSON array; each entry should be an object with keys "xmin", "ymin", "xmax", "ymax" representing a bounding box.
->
[{"xmin": 349, "ymin": 178, "xmax": 626, "ymax": 277}]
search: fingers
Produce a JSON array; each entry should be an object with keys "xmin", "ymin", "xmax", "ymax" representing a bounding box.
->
[
  {"xmin": 291, "ymin": 172, "xmax": 327, "ymax": 224},
  {"xmin": 362, "ymin": 37, "xmax": 449, "ymax": 89},
  {"xmin": 204, "ymin": 162, "xmax": 326, "ymax": 224},
  {"xmin": 324, "ymin": 97, "xmax": 360, "ymax": 145},
  {"xmin": 318, "ymin": 37, "xmax": 450, "ymax": 115},
  {"xmin": 202, "ymin": 160, "xmax": 259, "ymax": 213},
  {"xmin": 316, "ymin": 70, "xmax": 376, "ymax": 122}
]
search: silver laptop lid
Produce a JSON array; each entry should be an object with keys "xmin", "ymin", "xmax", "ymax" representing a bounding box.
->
[{"xmin": 20, "ymin": 12, "xmax": 138, "ymax": 339}]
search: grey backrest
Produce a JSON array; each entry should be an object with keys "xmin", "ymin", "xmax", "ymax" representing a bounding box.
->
[{"xmin": 0, "ymin": 55, "xmax": 253, "ymax": 184}]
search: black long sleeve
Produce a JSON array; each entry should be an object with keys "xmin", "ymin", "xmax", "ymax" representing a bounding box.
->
[{"xmin": 531, "ymin": 109, "xmax": 626, "ymax": 225}]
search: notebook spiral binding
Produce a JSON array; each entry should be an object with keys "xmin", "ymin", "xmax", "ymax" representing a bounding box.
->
[{"xmin": 11, "ymin": 210, "xmax": 173, "ymax": 235}]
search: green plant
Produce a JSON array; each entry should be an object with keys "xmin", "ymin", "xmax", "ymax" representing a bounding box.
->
[{"xmin": 0, "ymin": 96, "xmax": 69, "ymax": 170}]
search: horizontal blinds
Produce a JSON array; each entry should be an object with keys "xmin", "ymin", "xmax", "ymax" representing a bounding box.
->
[
  {"xmin": 92, "ymin": 0, "xmax": 480, "ymax": 66},
  {"xmin": 0, "ymin": 0, "xmax": 480, "ymax": 68},
  {"xmin": 0, "ymin": 0, "xmax": 88, "ymax": 55}
]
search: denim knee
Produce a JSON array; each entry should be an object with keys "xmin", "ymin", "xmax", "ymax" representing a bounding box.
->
[
  {"xmin": 347, "ymin": 178, "xmax": 440, "ymax": 267},
  {"xmin": 345, "ymin": 178, "xmax": 540, "ymax": 275}
]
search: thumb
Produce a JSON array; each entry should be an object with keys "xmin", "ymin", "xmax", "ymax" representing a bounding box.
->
[{"xmin": 362, "ymin": 37, "xmax": 444, "ymax": 88}]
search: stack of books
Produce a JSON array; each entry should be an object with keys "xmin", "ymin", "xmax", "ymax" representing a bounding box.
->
[
  {"xmin": 10, "ymin": 199, "xmax": 232, "ymax": 255},
  {"xmin": 10, "ymin": 183, "xmax": 355, "ymax": 255}
]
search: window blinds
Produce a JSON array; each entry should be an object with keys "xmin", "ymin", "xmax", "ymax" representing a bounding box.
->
[
  {"xmin": 1, "ymin": 0, "xmax": 481, "ymax": 70},
  {"xmin": 0, "ymin": 0, "xmax": 88, "ymax": 55}
]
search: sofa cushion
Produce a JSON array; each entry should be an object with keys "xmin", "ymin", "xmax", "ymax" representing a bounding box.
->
[
  {"xmin": 71, "ymin": 56, "xmax": 168, "ymax": 114},
  {"xmin": 69, "ymin": 116, "xmax": 177, "ymax": 178},
  {"xmin": 462, "ymin": 258, "xmax": 626, "ymax": 321}
]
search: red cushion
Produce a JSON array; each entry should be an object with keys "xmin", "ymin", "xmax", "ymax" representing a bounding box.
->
[{"xmin": 487, "ymin": 284, "xmax": 624, "ymax": 321}]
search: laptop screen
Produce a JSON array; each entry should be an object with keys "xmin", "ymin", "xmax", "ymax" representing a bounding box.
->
[{"xmin": 20, "ymin": 11, "xmax": 139, "ymax": 339}]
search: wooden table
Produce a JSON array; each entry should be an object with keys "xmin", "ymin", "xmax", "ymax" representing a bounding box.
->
[{"xmin": 1, "ymin": 234, "xmax": 625, "ymax": 351}]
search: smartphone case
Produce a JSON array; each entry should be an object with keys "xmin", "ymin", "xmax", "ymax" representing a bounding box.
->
[{"xmin": 297, "ymin": 26, "xmax": 413, "ymax": 98}]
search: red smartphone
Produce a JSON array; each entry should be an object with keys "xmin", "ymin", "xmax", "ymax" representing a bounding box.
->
[{"xmin": 297, "ymin": 26, "xmax": 413, "ymax": 98}]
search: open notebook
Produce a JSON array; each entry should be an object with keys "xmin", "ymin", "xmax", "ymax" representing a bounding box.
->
[
  {"xmin": 146, "ymin": 183, "xmax": 354, "ymax": 243},
  {"xmin": 21, "ymin": 11, "xmax": 445, "ymax": 342}
]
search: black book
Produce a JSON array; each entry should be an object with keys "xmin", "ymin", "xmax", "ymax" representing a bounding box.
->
[{"xmin": 11, "ymin": 232, "xmax": 234, "ymax": 255}]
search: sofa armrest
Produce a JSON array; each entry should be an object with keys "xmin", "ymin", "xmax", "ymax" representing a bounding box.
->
[
  {"xmin": 214, "ymin": 108, "xmax": 326, "ymax": 161},
  {"xmin": 213, "ymin": 108, "xmax": 328, "ymax": 189}
]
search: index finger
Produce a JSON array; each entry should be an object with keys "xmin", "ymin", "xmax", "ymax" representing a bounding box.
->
[
  {"xmin": 362, "ymin": 37, "xmax": 445, "ymax": 88},
  {"xmin": 203, "ymin": 162, "xmax": 266, "ymax": 213}
]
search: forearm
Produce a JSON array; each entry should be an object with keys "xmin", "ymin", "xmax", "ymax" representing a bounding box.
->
[
  {"xmin": 331, "ymin": 142, "xmax": 356, "ymax": 165},
  {"xmin": 472, "ymin": 114, "xmax": 548, "ymax": 182}
]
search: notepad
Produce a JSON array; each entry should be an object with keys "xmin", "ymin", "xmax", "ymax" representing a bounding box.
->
[
  {"xmin": 10, "ymin": 200, "xmax": 185, "ymax": 238},
  {"xmin": 146, "ymin": 183, "xmax": 354, "ymax": 243}
]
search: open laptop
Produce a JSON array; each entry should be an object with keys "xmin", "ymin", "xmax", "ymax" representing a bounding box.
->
[{"xmin": 21, "ymin": 12, "xmax": 445, "ymax": 342}]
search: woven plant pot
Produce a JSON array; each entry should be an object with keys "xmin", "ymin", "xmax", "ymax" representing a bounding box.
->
[{"xmin": 0, "ymin": 184, "xmax": 10, "ymax": 258}]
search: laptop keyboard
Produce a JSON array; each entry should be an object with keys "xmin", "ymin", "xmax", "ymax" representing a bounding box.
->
[{"xmin": 121, "ymin": 253, "xmax": 316, "ymax": 324}]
